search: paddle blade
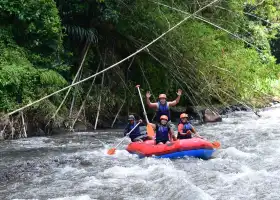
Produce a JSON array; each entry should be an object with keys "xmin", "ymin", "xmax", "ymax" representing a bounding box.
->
[
  {"xmin": 107, "ymin": 148, "xmax": 116, "ymax": 155},
  {"xmin": 212, "ymin": 141, "xmax": 221, "ymax": 149},
  {"xmin": 146, "ymin": 124, "xmax": 155, "ymax": 137}
]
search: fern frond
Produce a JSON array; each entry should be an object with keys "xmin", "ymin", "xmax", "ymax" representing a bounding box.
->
[{"xmin": 39, "ymin": 69, "xmax": 68, "ymax": 86}]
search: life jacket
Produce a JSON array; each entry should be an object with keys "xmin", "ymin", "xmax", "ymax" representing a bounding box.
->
[
  {"xmin": 126, "ymin": 122, "xmax": 141, "ymax": 140},
  {"xmin": 177, "ymin": 122, "xmax": 192, "ymax": 139},
  {"xmin": 156, "ymin": 102, "xmax": 170, "ymax": 122},
  {"xmin": 155, "ymin": 124, "xmax": 170, "ymax": 141}
]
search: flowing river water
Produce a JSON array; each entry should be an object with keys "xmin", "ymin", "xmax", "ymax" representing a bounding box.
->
[{"xmin": 1, "ymin": 104, "xmax": 280, "ymax": 200}]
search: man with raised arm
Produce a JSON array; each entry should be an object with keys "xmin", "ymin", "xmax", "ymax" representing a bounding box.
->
[{"xmin": 146, "ymin": 89, "xmax": 182, "ymax": 123}]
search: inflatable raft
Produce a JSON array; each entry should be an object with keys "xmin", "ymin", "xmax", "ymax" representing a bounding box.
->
[{"xmin": 126, "ymin": 138, "xmax": 215, "ymax": 159}]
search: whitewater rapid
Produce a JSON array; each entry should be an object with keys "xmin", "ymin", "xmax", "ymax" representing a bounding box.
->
[{"xmin": 1, "ymin": 105, "xmax": 280, "ymax": 200}]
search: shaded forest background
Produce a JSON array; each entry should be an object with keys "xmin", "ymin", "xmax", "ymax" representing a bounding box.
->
[{"xmin": 0, "ymin": 0, "xmax": 280, "ymax": 138}]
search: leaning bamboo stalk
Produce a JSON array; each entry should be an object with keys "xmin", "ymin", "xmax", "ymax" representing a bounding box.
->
[
  {"xmin": 69, "ymin": 68, "xmax": 83, "ymax": 118},
  {"xmin": 21, "ymin": 111, "xmax": 27, "ymax": 138},
  {"xmin": 10, "ymin": 117, "xmax": 14, "ymax": 139},
  {"xmin": 93, "ymin": 50, "xmax": 107, "ymax": 130},
  {"xmin": 83, "ymin": 106, "xmax": 86, "ymax": 129},
  {"xmin": 111, "ymin": 99, "xmax": 126, "ymax": 128},
  {"xmin": 0, "ymin": 124, "xmax": 7, "ymax": 140},
  {"xmin": 71, "ymin": 62, "xmax": 101, "ymax": 130},
  {"xmin": 139, "ymin": 62, "xmax": 157, "ymax": 121},
  {"xmin": 46, "ymin": 43, "xmax": 90, "ymax": 128},
  {"xmin": 94, "ymin": 71, "xmax": 105, "ymax": 130}
]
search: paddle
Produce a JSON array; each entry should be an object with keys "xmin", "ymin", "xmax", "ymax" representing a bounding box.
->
[
  {"xmin": 107, "ymin": 122, "xmax": 141, "ymax": 155},
  {"xmin": 136, "ymin": 85, "xmax": 155, "ymax": 138},
  {"xmin": 211, "ymin": 141, "xmax": 221, "ymax": 149}
]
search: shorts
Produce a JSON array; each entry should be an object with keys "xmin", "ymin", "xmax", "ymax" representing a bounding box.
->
[
  {"xmin": 177, "ymin": 134, "xmax": 192, "ymax": 140},
  {"xmin": 155, "ymin": 139, "xmax": 169, "ymax": 144}
]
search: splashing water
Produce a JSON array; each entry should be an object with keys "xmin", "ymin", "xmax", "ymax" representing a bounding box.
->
[{"xmin": 1, "ymin": 105, "xmax": 280, "ymax": 200}]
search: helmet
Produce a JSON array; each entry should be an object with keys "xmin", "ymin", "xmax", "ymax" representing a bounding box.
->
[
  {"xmin": 160, "ymin": 115, "xmax": 168, "ymax": 121},
  {"xmin": 180, "ymin": 113, "xmax": 188, "ymax": 119},
  {"xmin": 128, "ymin": 115, "xmax": 135, "ymax": 121},
  {"xmin": 158, "ymin": 94, "xmax": 167, "ymax": 99}
]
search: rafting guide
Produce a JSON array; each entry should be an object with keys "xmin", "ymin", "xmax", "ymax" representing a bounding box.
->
[{"xmin": 146, "ymin": 89, "xmax": 182, "ymax": 123}]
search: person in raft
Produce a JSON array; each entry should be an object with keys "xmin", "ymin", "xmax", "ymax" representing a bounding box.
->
[
  {"xmin": 149, "ymin": 115, "xmax": 177, "ymax": 145},
  {"xmin": 124, "ymin": 115, "xmax": 153, "ymax": 142},
  {"xmin": 146, "ymin": 89, "xmax": 182, "ymax": 123},
  {"xmin": 177, "ymin": 113, "xmax": 203, "ymax": 139}
]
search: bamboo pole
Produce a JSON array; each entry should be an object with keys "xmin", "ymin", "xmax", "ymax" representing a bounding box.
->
[
  {"xmin": 69, "ymin": 68, "xmax": 84, "ymax": 118},
  {"xmin": 111, "ymin": 99, "xmax": 126, "ymax": 128},
  {"xmin": 46, "ymin": 43, "xmax": 90, "ymax": 128},
  {"xmin": 21, "ymin": 111, "xmax": 27, "ymax": 138},
  {"xmin": 94, "ymin": 71, "xmax": 105, "ymax": 130},
  {"xmin": 0, "ymin": 124, "xmax": 6, "ymax": 140},
  {"xmin": 7, "ymin": 0, "xmax": 220, "ymax": 117},
  {"xmin": 10, "ymin": 117, "xmax": 14, "ymax": 139},
  {"xmin": 71, "ymin": 61, "xmax": 102, "ymax": 130},
  {"xmin": 94, "ymin": 50, "xmax": 107, "ymax": 130}
]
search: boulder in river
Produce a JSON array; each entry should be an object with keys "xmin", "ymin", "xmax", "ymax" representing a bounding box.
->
[{"xmin": 202, "ymin": 108, "xmax": 222, "ymax": 123}]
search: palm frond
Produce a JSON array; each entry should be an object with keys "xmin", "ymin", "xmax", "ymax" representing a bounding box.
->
[{"xmin": 65, "ymin": 25, "xmax": 98, "ymax": 44}]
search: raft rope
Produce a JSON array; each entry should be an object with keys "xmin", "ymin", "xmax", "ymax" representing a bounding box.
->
[{"xmin": 6, "ymin": 0, "xmax": 220, "ymax": 117}]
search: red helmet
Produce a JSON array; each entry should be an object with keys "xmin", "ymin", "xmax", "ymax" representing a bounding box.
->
[
  {"xmin": 160, "ymin": 115, "xmax": 168, "ymax": 121},
  {"xmin": 158, "ymin": 94, "xmax": 167, "ymax": 99},
  {"xmin": 180, "ymin": 113, "xmax": 188, "ymax": 119}
]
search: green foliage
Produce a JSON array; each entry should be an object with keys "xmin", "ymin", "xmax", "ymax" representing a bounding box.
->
[
  {"xmin": 1, "ymin": 0, "xmax": 280, "ymax": 130},
  {"xmin": 0, "ymin": 0, "xmax": 62, "ymax": 55},
  {"xmin": 0, "ymin": 27, "xmax": 67, "ymax": 113},
  {"xmin": 113, "ymin": 0, "xmax": 280, "ymax": 107}
]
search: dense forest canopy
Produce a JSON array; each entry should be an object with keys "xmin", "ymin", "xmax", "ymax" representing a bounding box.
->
[{"xmin": 0, "ymin": 0, "xmax": 280, "ymax": 131}]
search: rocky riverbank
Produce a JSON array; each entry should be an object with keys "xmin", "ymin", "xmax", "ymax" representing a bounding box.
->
[{"xmin": 1, "ymin": 97, "xmax": 280, "ymax": 140}]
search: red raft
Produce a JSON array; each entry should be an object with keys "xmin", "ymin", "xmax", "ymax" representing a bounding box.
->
[{"xmin": 126, "ymin": 138, "xmax": 215, "ymax": 159}]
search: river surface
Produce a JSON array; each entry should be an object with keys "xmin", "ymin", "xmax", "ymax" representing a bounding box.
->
[{"xmin": 1, "ymin": 105, "xmax": 280, "ymax": 200}]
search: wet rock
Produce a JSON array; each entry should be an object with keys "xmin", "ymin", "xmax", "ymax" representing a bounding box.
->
[
  {"xmin": 172, "ymin": 106, "xmax": 222, "ymax": 124},
  {"xmin": 80, "ymin": 160, "xmax": 92, "ymax": 166},
  {"xmin": 74, "ymin": 121, "xmax": 87, "ymax": 131},
  {"xmin": 33, "ymin": 128, "xmax": 46, "ymax": 136},
  {"xmin": 272, "ymin": 96, "xmax": 280, "ymax": 104},
  {"xmin": 218, "ymin": 104, "xmax": 250, "ymax": 115},
  {"xmin": 202, "ymin": 109, "xmax": 222, "ymax": 123}
]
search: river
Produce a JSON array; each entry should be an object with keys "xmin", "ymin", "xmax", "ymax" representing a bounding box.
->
[{"xmin": 1, "ymin": 104, "xmax": 280, "ymax": 200}]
